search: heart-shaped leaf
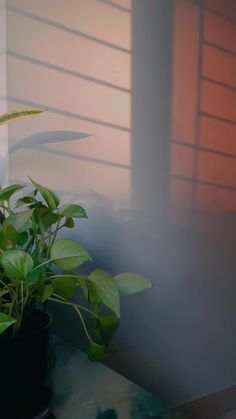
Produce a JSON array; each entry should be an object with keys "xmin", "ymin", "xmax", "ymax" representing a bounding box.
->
[
  {"xmin": 113, "ymin": 273, "xmax": 152, "ymax": 296},
  {"xmin": 76, "ymin": 274, "xmax": 89, "ymax": 299},
  {"xmin": 64, "ymin": 217, "xmax": 74, "ymax": 228},
  {"xmin": 88, "ymin": 286, "xmax": 100, "ymax": 304},
  {"xmin": 33, "ymin": 206, "xmax": 49, "ymax": 230},
  {"xmin": 0, "ymin": 234, "xmax": 13, "ymax": 251},
  {"xmin": 0, "ymin": 312, "xmax": 17, "ymax": 334},
  {"xmin": 39, "ymin": 284, "xmax": 54, "ymax": 302},
  {"xmin": 2, "ymin": 250, "xmax": 33, "ymax": 281},
  {"xmin": 4, "ymin": 210, "xmax": 33, "ymax": 232},
  {"xmin": 16, "ymin": 195, "xmax": 37, "ymax": 208},
  {"xmin": 2, "ymin": 224, "xmax": 17, "ymax": 245},
  {"xmin": 42, "ymin": 212, "xmax": 59, "ymax": 229},
  {"xmin": 29, "ymin": 178, "xmax": 59, "ymax": 209},
  {"xmin": 0, "ymin": 184, "xmax": 23, "ymax": 201},
  {"xmin": 52, "ymin": 276, "xmax": 76, "ymax": 298},
  {"xmin": 58, "ymin": 204, "xmax": 87, "ymax": 219},
  {"xmin": 51, "ymin": 239, "xmax": 92, "ymax": 270},
  {"xmin": 96, "ymin": 315, "xmax": 119, "ymax": 344},
  {"xmin": 88, "ymin": 269, "xmax": 120, "ymax": 318}
]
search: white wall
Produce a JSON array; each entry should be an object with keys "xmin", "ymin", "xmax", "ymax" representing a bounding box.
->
[{"xmin": 5, "ymin": 0, "xmax": 236, "ymax": 405}]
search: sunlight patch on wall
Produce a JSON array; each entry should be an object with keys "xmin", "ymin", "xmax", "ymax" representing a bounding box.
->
[{"xmin": 7, "ymin": 0, "xmax": 131, "ymax": 207}]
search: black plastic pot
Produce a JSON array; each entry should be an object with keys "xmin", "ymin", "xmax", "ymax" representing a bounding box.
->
[{"xmin": 0, "ymin": 308, "xmax": 52, "ymax": 407}]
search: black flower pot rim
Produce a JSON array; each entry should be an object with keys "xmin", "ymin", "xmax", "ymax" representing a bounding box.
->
[{"xmin": 1, "ymin": 308, "xmax": 53, "ymax": 343}]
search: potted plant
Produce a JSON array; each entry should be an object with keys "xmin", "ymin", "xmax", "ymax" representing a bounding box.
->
[{"xmin": 0, "ymin": 110, "xmax": 151, "ymax": 405}]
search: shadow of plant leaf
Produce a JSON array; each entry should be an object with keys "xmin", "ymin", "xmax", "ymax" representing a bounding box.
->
[{"xmin": 9, "ymin": 130, "xmax": 91, "ymax": 153}]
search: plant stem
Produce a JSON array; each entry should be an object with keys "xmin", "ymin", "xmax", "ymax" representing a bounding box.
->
[
  {"xmin": 31, "ymin": 258, "xmax": 54, "ymax": 272},
  {"xmin": 28, "ymin": 236, "xmax": 36, "ymax": 254},
  {"xmin": 44, "ymin": 216, "xmax": 61, "ymax": 263},
  {"xmin": 43, "ymin": 224, "xmax": 64, "ymax": 242},
  {"xmin": 50, "ymin": 218, "xmax": 61, "ymax": 248},
  {"xmin": 74, "ymin": 305, "xmax": 93, "ymax": 343},
  {"xmin": 49, "ymin": 295, "xmax": 97, "ymax": 318},
  {"xmin": 49, "ymin": 296, "xmax": 96, "ymax": 344},
  {"xmin": 46, "ymin": 227, "xmax": 52, "ymax": 258},
  {"xmin": 0, "ymin": 278, "xmax": 11, "ymax": 293},
  {"xmin": 48, "ymin": 274, "xmax": 87, "ymax": 281},
  {"xmin": 24, "ymin": 284, "xmax": 29, "ymax": 306},
  {"xmin": 19, "ymin": 280, "xmax": 24, "ymax": 327}
]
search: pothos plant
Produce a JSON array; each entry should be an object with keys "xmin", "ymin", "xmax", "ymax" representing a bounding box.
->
[{"xmin": 0, "ymin": 110, "xmax": 151, "ymax": 361}]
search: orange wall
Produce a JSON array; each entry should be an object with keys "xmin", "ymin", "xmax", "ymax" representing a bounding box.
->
[{"xmin": 171, "ymin": 0, "xmax": 236, "ymax": 233}]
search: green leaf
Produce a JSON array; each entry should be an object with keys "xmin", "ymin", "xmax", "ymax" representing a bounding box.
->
[
  {"xmin": 51, "ymin": 239, "xmax": 92, "ymax": 270},
  {"xmin": 0, "ymin": 233, "xmax": 13, "ymax": 251},
  {"xmin": 2, "ymin": 224, "xmax": 17, "ymax": 245},
  {"xmin": 2, "ymin": 250, "xmax": 33, "ymax": 281},
  {"xmin": 0, "ymin": 109, "xmax": 44, "ymax": 126},
  {"xmin": 96, "ymin": 315, "xmax": 119, "ymax": 344},
  {"xmin": 58, "ymin": 204, "xmax": 87, "ymax": 219},
  {"xmin": 40, "ymin": 284, "xmax": 54, "ymax": 302},
  {"xmin": 29, "ymin": 177, "xmax": 59, "ymax": 209},
  {"xmin": 26, "ymin": 269, "xmax": 41, "ymax": 284},
  {"xmin": 88, "ymin": 286, "xmax": 100, "ymax": 304},
  {"xmin": 27, "ymin": 257, "xmax": 43, "ymax": 284},
  {"xmin": 33, "ymin": 206, "xmax": 49, "ymax": 230},
  {"xmin": 88, "ymin": 341, "xmax": 117, "ymax": 362},
  {"xmin": 88, "ymin": 269, "xmax": 120, "ymax": 318},
  {"xmin": 0, "ymin": 312, "xmax": 17, "ymax": 334},
  {"xmin": 16, "ymin": 195, "xmax": 37, "ymax": 208},
  {"xmin": 113, "ymin": 273, "xmax": 152, "ymax": 296},
  {"xmin": 0, "ymin": 223, "xmax": 17, "ymax": 250},
  {"xmin": 76, "ymin": 274, "xmax": 89, "ymax": 299},
  {"xmin": 29, "ymin": 201, "xmax": 44, "ymax": 209},
  {"xmin": 52, "ymin": 276, "xmax": 76, "ymax": 298},
  {"xmin": 42, "ymin": 212, "xmax": 59, "ymax": 229},
  {"xmin": 4, "ymin": 210, "xmax": 33, "ymax": 232},
  {"xmin": 17, "ymin": 231, "xmax": 29, "ymax": 247},
  {"xmin": 64, "ymin": 217, "xmax": 75, "ymax": 228},
  {"xmin": 0, "ymin": 184, "xmax": 23, "ymax": 201}
]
